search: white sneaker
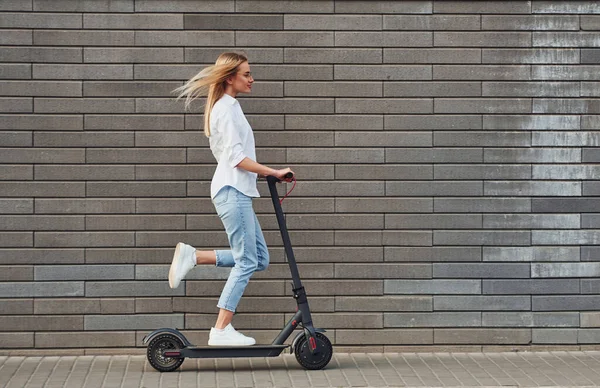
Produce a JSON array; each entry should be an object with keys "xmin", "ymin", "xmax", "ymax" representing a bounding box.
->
[
  {"xmin": 168, "ymin": 242, "xmax": 196, "ymax": 289},
  {"xmin": 208, "ymin": 324, "xmax": 256, "ymax": 346}
]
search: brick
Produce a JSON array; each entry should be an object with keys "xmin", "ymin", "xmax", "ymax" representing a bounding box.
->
[
  {"xmin": 287, "ymin": 312, "xmax": 382, "ymax": 329},
  {"xmin": 254, "ymin": 131, "xmax": 333, "ymax": 146},
  {"xmin": 0, "ymin": 182, "xmax": 84, "ymax": 197},
  {"xmin": 284, "ymin": 81, "xmax": 381, "ymax": 97},
  {"xmin": 436, "ymin": 98, "xmax": 531, "ymax": 114},
  {"xmin": 0, "ymin": 47, "xmax": 81, "ymax": 63},
  {"xmin": 0, "ymin": 98, "xmax": 32, "ymax": 113},
  {"xmin": 583, "ymin": 214, "xmax": 600, "ymax": 228},
  {"xmin": 172, "ymin": 296, "xmax": 333, "ymax": 313},
  {"xmin": 84, "ymin": 47, "xmax": 182, "ymax": 63},
  {"xmin": 0, "ymin": 64, "xmax": 30, "ymax": 79},
  {"xmin": 287, "ymin": 148, "xmax": 383, "ymax": 164},
  {"xmin": 484, "ymin": 114, "xmax": 579, "ymax": 130},
  {"xmin": 187, "ymin": 281, "xmax": 284, "ymax": 297},
  {"xmin": 186, "ymin": 48, "xmax": 282, "ymax": 64},
  {"xmin": 434, "ymin": 230, "xmax": 531, "ymax": 246},
  {"xmin": 84, "ymin": 13, "xmax": 182, "ymax": 29},
  {"xmin": 386, "ymin": 181, "xmax": 483, "ymax": 196},
  {"xmin": 0, "ymin": 282, "xmax": 83, "ymax": 297},
  {"xmin": 434, "ymin": 263, "xmax": 530, "ymax": 279},
  {"xmin": 135, "ymin": 31, "xmax": 234, "ymax": 47},
  {"xmin": 532, "ymin": 198, "xmax": 600, "ymax": 213},
  {"xmin": 34, "ymin": 165, "xmax": 134, "ymax": 180},
  {"xmin": 382, "ymin": 231, "xmax": 432, "ymax": 246},
  {"xmin": 483, "ymin": 214, "xmax": 579, "ymax": 229},
  {"xmin": 434, "ymin": 65, "xmax": 530, "ymax": 80},
  {"xmin": 286, "ymin": 115, "xmax": 383, "ymax": 130},
  {"xmin": 385, "ymin": 280, "xmax": 480, "ymax": 295},
  {"xmin": 35, "ymin": 332, "xmax": 135, "ymax": 348},
  {"xmin": 581, "ymin": 313, "xmax": 600, "ymax": 327},
  {"xmin": 83, "ymin": 81, "xmax": 182, "ymax": 97},
  {"xmin": 35, "ymin": 199, "xmax": 134, "ymax": 214},
  {"xmin": 583, "ymin": 247, "xmax": 600, "ymax": 261},
  {"xmin": 0, "ymin": 299, "xmax": 34, "ymax": 315},
  {"xmin": 1, "ymin": 80, "xmax": 81, "ymax": 97},
  {"xmin": 84, "ymin": 314, "xmax": 183, "ymax": 330},
  {"xmin": 435, "ymin": 32, "xmax": 531, "ymax": 47},
  {"xmin": 231, "ymin": 98, "xmax": 335, "ymax": 114},
  {"xmin": 385, "ymin": 247, "xmax": 481, "ymax": 262},
  {"xmin": 385, "ymin": 15, "xmax": 479, "ymax": 30},
  {"xmin": 385, "ymin": 81, "xmax": 480, "ymax": 97},
  {"xmin": 336, "ymin": 65, "xmax": 431, "ymax": 82},
  {"xmin": 0, "ymin": 114, "xmax": 82, "ymax": 130},
  {"xmin": 533, "ymin": 1, "xmax": 600, "ymax": 13},
  {"xmin": 337, "ymin": 164, "xmax": 430, "ymax": 179},
  {"xmin": 482, "ymin": 48, "xmax": 579, "ymax": 64},
  {"xmin": 336, "ymin": 263, "xmax": 431, "ymax": 279},
  {"xmin": 434, "ymin": 164, "xmax": 531, "ymax": 179},
  {"xmin": 0, "ymin": 148, "xmax": 84, "ymax": 164},
  {"xmin": 582, "ymin": 16, "xmax": 600, "ymax": 29},
  {"xmin": 237, "ymin": 31, "xmax": 333, "ymax": 47},
  {"xmin": 336, "ymin": 296, "xmax": 432, "ymax": 312},
  {"xmin": 285, "ymin": 15, "xmax": 380, "ymax": 30},
  {"xmin": 33, "ymin": 0, "xmax": 132, "ymax": 11},
  {"xmin": 286, "ymin": 214, "xmax": 382, "ymax": 230},
  {"xmin": 34, "ymin": 298, "xmax": 100, "ymax": 314},
  {"xmin": 435, "ymin": 1, "xmax": 531, "ymax": 13},
  {"xmin": 532, "ymin": 263, "xmax": 600, "ymax": 278},
  {"xmin": 484, "ymin": 279, "xmax": 579, "ymax": 294},
  {"xmin": 534, "ymin": 329, "xmax": 578, "ymax": 344},
  {"xmin": 1, "ymin": 0, "xmax": 32, "ymax": 11},
  {"xmin": 35, "ymin": 265, "xmax": 134, "ymax": 281},
  {"xmin": 483, "ymin": 82, "xmax": 579, "ymax": 97},
  {"xmin": 135, "ymin": 165, "xmax": 213, "ymax": 180},
  {"xmin": 35, "ymin": 232, "xmax": 135, "ymax": 248},
  {"xmin": 336, "ymin": 98, "xmax": 432, "ymax": 114},
  {"xmin": 0, "ymin": 249, "xmax": 83, "ymax": 265},
  {"xmin": 294, "ymin": 247, "xmax": 382, "ymax": 263},
  {"xmin": 0, "ymin": 315, "xmax": 83, "ymax": 331},
  {"xmin": 0, "ymin": 232, "xmax": 32, "ymax": 247},
  {"xmin": 136, "ymin": 0, "xmax": 231, "ymax": 11},
  {"xmin": 34, "ymin": 98, "xmax": 135, "ymax": 114},
  {"xmin": 582, "ymin": 82, "xmax": 600, "ymax": 97},
  {"xmin": 236, "ymin": 0, "xmax": 331, "ymax": 13},
  {"xmin": 86, "ymin": 148, "xmax": 184, "ymax": 164},
  {"xmin": 0, "ymin": 333, "xmax": 33, "ymax": 348},
  {"xmin": 0, "ymin": 216, "xmax": 84, "ymax": 231},
  {"xmin": 533, "ymin": 132, "xmax": 600, "ymax": 146},
  {"xmin": 86, "ymin": 281, "xmax": 183, "ymax": 297},
  {"xmin": 0, "ymin": 165, "xmax": 32, "ymax": 180},
  {"xmin": 436, "ymin": 132, "xmax": 531, "ymax": 147},
  {"xmin": 583, "ymin": 280, "xmax": 600, "ymax": 294},
  {"xmin": 483, "ymin": 148, "xmax": 581, "ymax": 163},
  {"xmin": 385, "ymin": 48, "xmax": 481, "ymax": 64},
  {"xmin": 337, "ymin": 329, "xmax": 432, "ymax": 345},
  {"xmin": 534, "ymin": 32, "xmax": 600, "ymax": 48},
  {"xmin": 336, "ymin": 198, "xmax": 432, "ymax": 213},
  {"xmin": 185, "ymin": 14, "xmax": 280, "ymax": 30},
  {"xmin": 435, "ymin": 296, "xmax": 531, "ymax": 311},
  {"xmin": 387, "ymin": 148, "xmax": 482, "ymax": 163},
  {"xmin": 483, "ymin": 15, "xmax": 579, "ymax": 30},
  {"xmin": 385, "ymin": 312, "xmax": 480, "ymax": 328},
  {"xmin": 581, "ymin": 49, "xmax": 600, "ymax": 64},
  {"xmin": 0, "ymin": 266, "xmax": 32, "ymax": 281},
  {"xmin": 533, "ymin": 296, "xmax": 600, "ymax": 311},
  {"xmin": 285, "ymin": 48, "xmax": 381, "ymax": 64},
  {"xmin": 0, "ymin": 12, "xmax": 82, "ymax": 28},
  {"xmin": 85, "ymin": 248, "xmax": 171, "ymax": 264},
  {"xmin": 533, "ymin": 165, "xmax": 600, "ymax": 179},
  {"xmin": 336, "ymin": 32, "xmax": 432, "ymax": 47},
  {"xmin": 336, "ymin": 1, "xmax": 430, "ymax": 13},
  {"xmin": 533, "ymin": 65, "xmax": 600, "ymax": 80},
  {"xmin": 386, "ymin": 214, "xmax": 481, "ymax": 229},
  {"xmin": 135, "ymin": 298, "xmax": 172, "ymax": 313},
  {"xmin": 484, "ymin": 312, "xmax": 579, "ymax": 327},
  {"xmin": 86, "ymin": 182, "xmax": 185, "ymax": 197},
  {"xmin": 386, "ymin": 115, "xmax": 481, "ymax": 130},
  {"xmin": 434, "ymin": 329, "xmax": 531, "ymax": 345},
  {"xmin": 0, "ymin": 29, "xmax": 32, "ymax": 45},
  {"xmin": 0, "ymin": 199, "xmax": 32, "ymax": 214},
  {"xmin": 34, "ymin": 30, "xmax": 133, "ymax": 46},
  {"xmin": 34, "ymin": 132, "xmax": 132, "ymax": 148}
]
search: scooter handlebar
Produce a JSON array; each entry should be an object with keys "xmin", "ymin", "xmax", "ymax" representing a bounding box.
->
[{"xmin": 267, "ymin": 172, "xmax": 294, "ymax": 183}]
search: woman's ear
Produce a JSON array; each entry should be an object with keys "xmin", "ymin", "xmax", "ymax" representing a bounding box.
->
[{"xmin": 225, "ymin": 75, "xmax": 233, "ymax": 85}]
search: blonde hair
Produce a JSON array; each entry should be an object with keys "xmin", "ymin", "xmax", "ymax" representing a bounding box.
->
[{"xmin": 172, "ymin": 52, "xmax": 248, "ymax": 137}]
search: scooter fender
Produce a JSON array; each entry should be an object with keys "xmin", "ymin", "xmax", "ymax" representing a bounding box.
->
[
  {"xmin": 142, "ymin": 328, "xmax": 191, "ymax": 347},
  {"xmin": 291, "ymin": 328, "xmax": 326, "ymax": 353}
]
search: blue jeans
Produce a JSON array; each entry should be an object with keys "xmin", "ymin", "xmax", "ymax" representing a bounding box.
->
[{"xmin": 212, "ymin": 186, "xmax": 269, "ymax": 313}]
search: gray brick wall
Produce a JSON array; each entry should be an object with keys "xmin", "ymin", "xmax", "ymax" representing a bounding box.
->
[{"xmin": 1, "ymin": 0, "xmax": 600, "ymax": 353}]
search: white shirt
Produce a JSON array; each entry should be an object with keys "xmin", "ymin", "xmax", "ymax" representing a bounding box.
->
[{"xmin": 209, "ymin": 93, "xmax": 260, "ymax": 199}]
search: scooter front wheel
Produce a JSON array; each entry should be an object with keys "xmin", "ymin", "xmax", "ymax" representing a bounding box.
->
[
  {"xmin": 147, "ymin": 334, "xmax": 185, "ymax": 372},
  {"xmin": 294, "ymin": 332, "xmax": 333, "ymax": 370}
]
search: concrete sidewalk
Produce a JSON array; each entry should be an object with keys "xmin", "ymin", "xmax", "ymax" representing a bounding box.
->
[{"xmin": 2, "ymin": 351, "xmax": 600, "ymax": 387}]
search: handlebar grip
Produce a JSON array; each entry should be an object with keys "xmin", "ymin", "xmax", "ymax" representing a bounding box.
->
[{"xmin": 284, "ymin": 172, "xmax": 294, "ymax": 179}]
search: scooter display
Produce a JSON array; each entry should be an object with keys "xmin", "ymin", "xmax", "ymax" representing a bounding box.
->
[{"xmin": 143, "ymin": 173, "xmax": 333, "ymax": 372}]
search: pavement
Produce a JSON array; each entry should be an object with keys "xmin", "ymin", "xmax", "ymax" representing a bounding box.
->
[{"xmin": 3, "ymin": 351, "xmax": 600, "ymax": 388}]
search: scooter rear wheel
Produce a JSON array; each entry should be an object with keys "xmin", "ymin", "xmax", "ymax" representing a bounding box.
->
[
  {"xmin": 147, "ymin": 334, "xmax": 185, "ymax": 372},
  {"xmin": 294, "ymin": 332, "xmax": 333, "ymax": 370}
]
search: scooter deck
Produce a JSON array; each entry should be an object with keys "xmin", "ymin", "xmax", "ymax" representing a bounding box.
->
[{"xmin": 178, "ymin": 344, "xmax": 289, "ymax": 358}]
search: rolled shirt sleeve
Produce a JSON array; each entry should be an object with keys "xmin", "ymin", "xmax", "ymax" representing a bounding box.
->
[{"xmin": 218, "ymin": 110, "xmax": 247, "ymax": 168}]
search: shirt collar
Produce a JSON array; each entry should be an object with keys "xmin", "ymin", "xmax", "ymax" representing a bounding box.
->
[{"xmin": 221, "ymin": 93, "xmax": 238, "ymax": 105}]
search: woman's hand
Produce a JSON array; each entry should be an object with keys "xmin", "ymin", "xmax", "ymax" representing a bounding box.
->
[{"xmin": 274, "ymin": 168, "xmax": 294, "ymax": 182}]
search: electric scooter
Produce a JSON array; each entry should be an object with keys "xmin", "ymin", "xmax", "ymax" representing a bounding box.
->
[{"xmin": 143, "ymin": 173, "xmax": 333, "ymax": 372}]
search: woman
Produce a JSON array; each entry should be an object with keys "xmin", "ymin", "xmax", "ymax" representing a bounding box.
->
[{"xmin": 168, "ymin": 52, "xmax": 293, "ymax": 346}]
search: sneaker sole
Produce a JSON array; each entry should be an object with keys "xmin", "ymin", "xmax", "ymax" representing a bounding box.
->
[
  {"xmin": 207, "ymin": 340, "xmax": 256, "ymax": 346},
  {"xmin": 168, "ymin": 242, "xmax": 182, "ymax": 289}
]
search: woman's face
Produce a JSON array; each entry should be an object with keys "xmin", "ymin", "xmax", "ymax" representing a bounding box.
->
[{"xmin": 228, "ymin": 61, "xmax": 254, "ymax": 95}]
